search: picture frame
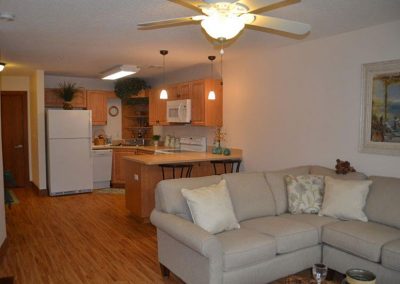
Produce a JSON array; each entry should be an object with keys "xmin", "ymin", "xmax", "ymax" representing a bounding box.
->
[{"xmin": 359, "ymin": 59, "xmax": 400, "ymax": 155}]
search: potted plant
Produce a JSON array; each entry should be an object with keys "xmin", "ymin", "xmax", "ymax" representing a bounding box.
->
[
  {"xmin": 152, "ymin": 135, "xmax": 161, "ymax": 147},
  {"xmin": 114, "ymin": 77, "xmax": 149, "ymax": 103},
  {"xmin": 57, "ymin": 82, "xmax": 78, "ymax": 110}
]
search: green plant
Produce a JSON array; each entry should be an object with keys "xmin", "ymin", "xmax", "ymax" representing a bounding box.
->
[
  {"xmin": 114, "ymin": 78, "xmax": 149, "ymax": 102},
  {"xmin": 152, "ymin": 135, "xmax": 161, "ymax": 141},
  {"xmin": 57, "ymin": 82, "xmax": 78, "ymax": 102}
]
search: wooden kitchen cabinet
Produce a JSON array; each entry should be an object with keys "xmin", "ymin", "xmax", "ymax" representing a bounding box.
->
[
  {"xmin": 168, "ymin": 83, "xmax": 191, "ymax": 100},
  {"xmin": 45, "ymin": 88, "xmax": 87, "ymax": 108},
  {"xmin": 87, "ymin": 90, "xmax": 112, "ymax": 125},
  {"xmin": 111, "ymin": 148, "xmax": 138, "ymax": 187},
  {"xmin": 149, "ymin": 88, "xmax": 168, "ymax": 126}
]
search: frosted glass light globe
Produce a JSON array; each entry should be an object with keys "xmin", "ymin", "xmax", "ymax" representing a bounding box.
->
[
  {"xmin": 160, "ymin": 89, "xmax": 168, "ymax": 100},
  {"xmin": 201, "ymin": 14, "xmax": 245, "ymax": 40}
]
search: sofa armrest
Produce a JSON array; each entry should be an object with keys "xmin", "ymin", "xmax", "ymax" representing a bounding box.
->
[{"xmin": 150, "ymin": 209, "xmax": 222, "ymax": 259}]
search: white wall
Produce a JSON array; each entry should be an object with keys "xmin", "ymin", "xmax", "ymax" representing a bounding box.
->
[
  {"xmin": 45, "ymin": 75, "xmax": 114, "ymax": 91},
  {"xmin": 223, "ymin": 20, "xmax": 400, "ymax": 177},
  {"xmin": 92, "ymin": 98, "xmax": 122, "ymax": 140}
]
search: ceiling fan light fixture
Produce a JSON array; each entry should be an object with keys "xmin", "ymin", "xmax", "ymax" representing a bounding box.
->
[
  {"xmin": 102, "ymin": 65, "xmax": 139, "ymax": 80},
  {"xmin": 201, "ymin": 14, "xmax": 245, "ymax": 40},
  {"xmin": 0, "ymin": 62, "xmax": 5, "ymax": 72}
]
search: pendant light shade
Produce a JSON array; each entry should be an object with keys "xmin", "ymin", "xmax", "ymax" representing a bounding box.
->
[
  {"xmin": 160, "ymin": 50, "xmax": 169, "ymax": 100},
  {"xmin": 0, "ymin": 62, "xmax": 5, "ymax": 72},
  {"xmin": 208, "ymin": 55, "xmax": 216, "ymax": 100}
]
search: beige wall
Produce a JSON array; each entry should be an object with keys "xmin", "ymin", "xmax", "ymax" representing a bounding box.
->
[
  {"xmin": 223, "ymin": 20, "xmax": 400, "ymax": 177},
  {"xmin": 30, "ymin": 71, "xmax": 46, "ymax": 189}
]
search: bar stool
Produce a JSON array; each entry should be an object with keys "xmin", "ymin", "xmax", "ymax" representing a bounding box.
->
[
  {"xmin": 159, "ymin": 164, "xmax": 194, "ymax": 180},
  {"xmin": 210, "ymin": 159, "xmax": 241, "ymax": 175}
]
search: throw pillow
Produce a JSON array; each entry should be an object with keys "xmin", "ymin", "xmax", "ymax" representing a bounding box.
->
[
  {"xmin": 319, "ymin": 176, "xmax": 372, "ymax": 222},
  {"xmin": 181, "ymin": 180, "xmax": 240, "ymax": 234},
  {"xmin": 285, "ymin": 175, "xmax": 324, "ymax": 214}
]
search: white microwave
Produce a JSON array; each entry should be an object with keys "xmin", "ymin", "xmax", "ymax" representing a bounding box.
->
[{"xmin": 167, "ymin": 99, "xmax": 191, "ymax": 123}]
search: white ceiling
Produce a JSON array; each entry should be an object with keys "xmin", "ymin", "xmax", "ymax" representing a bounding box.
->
[{"xmin": 0, "ymin": 0, "xmax": 400, "ymax": 78}]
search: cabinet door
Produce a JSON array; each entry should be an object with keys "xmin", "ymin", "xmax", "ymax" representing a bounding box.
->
[
  {"xmin": 45, "ymin": 88, "xmax": 87, "ymax": 108},
  {"xmin": 87, "ymin": 90, "xmax": 108, "ymax": 125},
  {"xmin": 190, "ymin": 80, "xmax": 206, "ymax": 125},
  {"xmin": 167, "ymin": 85, "xmax": 179, "ymax": 100},
  {"xmin": 111, "ymin": 149, "xmax": 137, "ymax": 185},
  {"xmin": 177, "ymin": 82, "xmax": 191, "ymax": 99},
  {"xmin": 149, "ymin": 88, "xmax": 168, "ymax": 126}
]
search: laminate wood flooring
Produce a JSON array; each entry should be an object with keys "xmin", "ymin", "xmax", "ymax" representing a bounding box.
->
[{"xmin": 0, "ymin": 189, "xmax": 181, "ymax": 284}]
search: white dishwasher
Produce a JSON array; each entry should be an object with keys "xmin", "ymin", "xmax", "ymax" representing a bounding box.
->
[{"xmin": 92, "ymin": 149, "xmax": 113, "ymax": 189}]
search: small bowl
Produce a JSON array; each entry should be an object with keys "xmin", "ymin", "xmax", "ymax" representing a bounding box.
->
[{"xmin": 346, "ymin": 269, "xmax": 376, "ymax": 284}]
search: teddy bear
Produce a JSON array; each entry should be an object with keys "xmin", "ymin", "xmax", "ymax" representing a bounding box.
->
[{"xmin": 335, "ymin": 159, "xmax": 356, "ymax": 175}]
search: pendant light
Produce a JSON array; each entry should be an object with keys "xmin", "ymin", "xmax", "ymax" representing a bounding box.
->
[
  {"xmin": 208, "ymin": 55, "xmax": 216, "ymax": 100},
  {"xmin": 160, "ymin": 50, "xmax": 168, "ymax": 100},
  {"xmin": 0, "ymin": 50, "xmax": 6, "ymax": 72}
]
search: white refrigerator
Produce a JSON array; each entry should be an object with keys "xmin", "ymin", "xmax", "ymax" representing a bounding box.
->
[{"xmin": 46, "ymin": 110, "xmax": 93, "ymax": 196}]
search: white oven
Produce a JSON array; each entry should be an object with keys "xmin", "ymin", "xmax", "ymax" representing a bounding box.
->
[{"xmin": 166, "ymin": 99, "xmax": 191, "ymax": 123}]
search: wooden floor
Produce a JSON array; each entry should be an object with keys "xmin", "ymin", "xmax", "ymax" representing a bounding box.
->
[
  {"xmin": 0, "ymin": 188, "xmax": 182, "ymax": 284},
  {"xmin": 0, "ymin": 188, "xmax": 342, "ymax": 284}
]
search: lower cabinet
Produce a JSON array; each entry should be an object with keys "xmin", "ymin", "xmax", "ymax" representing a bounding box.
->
[{"xmin": 111, "ymin": 148, "xmax": 156, "ymax": 187}]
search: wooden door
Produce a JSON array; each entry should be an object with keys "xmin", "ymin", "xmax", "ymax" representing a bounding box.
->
[
  {"xmin": 87, "ymin": 90, "xmax": 108, "ymax": 125},
  {"xmin": 190, "ymin": 80, "xmax": 206, "ymax": 125},
  {"xmin": 1, "ymin": 91, "xmax": 29, "ymax": 187}
]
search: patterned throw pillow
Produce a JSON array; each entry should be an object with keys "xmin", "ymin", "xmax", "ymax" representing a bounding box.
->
[{"xmin": 285, "ymin": 175, "xmax": 324, "ymax": 214}]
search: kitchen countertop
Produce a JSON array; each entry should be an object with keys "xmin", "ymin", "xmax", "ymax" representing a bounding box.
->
[
  {"xmin": 92, "ymin": 145, "xmax": 171, "ymax": 151},
  {"xmin": 123, "ymin": 149, "xmax": 242, "ymax": 165}
]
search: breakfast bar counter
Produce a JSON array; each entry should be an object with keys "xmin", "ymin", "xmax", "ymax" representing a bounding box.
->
[{"xmin": 123, "ymin": 149, "xmax": 242, "ymax": 223}]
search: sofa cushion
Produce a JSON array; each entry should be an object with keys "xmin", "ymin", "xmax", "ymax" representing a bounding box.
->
[
  {"xmin": 181, "ymin": 180, "xmax": 240, "ymax": 234},
  {"xmin": 222, "ymin": 172, "xmax": 276, "ymax": 221},
  {"xmin": 365, "ymin": 176, "xmax": 400, "ymax": 229},
  {"xmin": 155, "ymin": 175, "xmax": 222, "ymax": 220},
  {"xmin": 285, "ymin": 175, "xmax": 324, "ymax": 214},
  {"xmin": 319, "ymin": 177, "xmax": 372, "ymax": 222},
  {"xmin": 322, "ymin": 221, "xmax": 400, "ymax": 262},
  {"xmin": 241, "ymin": 216, "xmax": 318, "ymax": 254},
  {"xmin": 310, "ymin": 165, "xmax": 367, "ymax": 180},
  {"xmin": 280, "ymin": 213, "xmax": 338, "ymax": 242},
  {"xmin": 264, "ymin": 166, "xmax": 310, "ymax": 215},
  {"xmin": 216, "ymin": 228, "xmax": 276, "ymax": 271},
  {"xmin": 382, "ymin": 239, "xmax": 400, "ymax": 272}
]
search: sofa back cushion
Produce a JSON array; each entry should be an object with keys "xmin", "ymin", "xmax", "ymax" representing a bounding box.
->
[
  {"xmin": 310, "ymin": 165, "xmax": 367, "ymax": 180},
  {"xmin": 155, "ymin": 175, "xmax": 222, "ymax": 220},
  {"xmin": 264, "ymin": 166, "xmax": 310, "ymax": 215},
  {"xmin": 222, "ymin": 172, "xmax": 276, "ymax": 221},
  {"xmin": 365, "ymin": 176, "xmax": 400, "ymax": 229}
]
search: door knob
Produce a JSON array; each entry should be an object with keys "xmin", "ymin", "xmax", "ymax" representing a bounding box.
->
[{"xmin": 14, "ymin": 144, "xmax": 23, "ymax": 149}]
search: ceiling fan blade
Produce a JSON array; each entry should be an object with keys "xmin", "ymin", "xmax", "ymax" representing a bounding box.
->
[
  {"xmin": 237, "ymin": 0, "xmax": 289, "ymax": 12},
  {"xmin": 138, "ymin": 16, "xmax": 202, "ymax": 28},
  {"xmin": 173, "ymin": 0, "xmax": 207, "ymax": 9},
  {"xmin": 246, "ymin": 14, "xmax": 310, "ymax": 35}
]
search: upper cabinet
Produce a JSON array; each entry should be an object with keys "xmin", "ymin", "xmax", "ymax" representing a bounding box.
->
[
  {"xmin": 45, "ymin": 88, "xmax": 87, "ymax": 108},
  {"xmin": 149, "ymin": 87, "xmax": 168, "ymax": 126},
  {"xmin": 87, "ymin": 90, "xmax": 113, "ymax": 126},
  {"xmin": 149, "ymin": 79, "xmax": 223, "ymax": 127}
]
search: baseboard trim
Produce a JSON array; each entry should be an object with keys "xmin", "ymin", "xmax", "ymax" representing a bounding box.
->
[
  {"xmin": 30, "ymin": 182, "xmax": 48, "ymax": 196},
  {"xmin": 0, "ymin": 238, "xmax": 8, "ymax": 264}
]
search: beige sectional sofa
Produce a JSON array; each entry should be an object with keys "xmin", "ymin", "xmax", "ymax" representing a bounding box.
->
[{"xmin": 150, "ymin": 166, "xmax": 400, "ymax": 284}]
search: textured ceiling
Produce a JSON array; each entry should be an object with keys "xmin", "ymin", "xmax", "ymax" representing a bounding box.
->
[{"xmin": 0, "ymin": 0, "xmax": 400, "ymax": 78}]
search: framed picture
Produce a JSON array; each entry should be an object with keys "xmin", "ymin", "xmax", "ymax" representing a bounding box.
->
[{"xmin": 360, "ymin": 59, "xmax": 400, "ymax": 155}]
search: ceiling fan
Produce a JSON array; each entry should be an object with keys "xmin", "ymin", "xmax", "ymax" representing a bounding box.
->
[{"xmin": 138, "ymin": 0, "xmax": 311, "ymax": 41}]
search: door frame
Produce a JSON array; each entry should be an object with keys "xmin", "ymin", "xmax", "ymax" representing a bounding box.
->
[{"xmin": 0, "ymin": 91, "xmax": 30, "ymax": 187}]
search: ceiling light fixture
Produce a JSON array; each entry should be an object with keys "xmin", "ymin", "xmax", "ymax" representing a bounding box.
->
[
  {"xmin": 160, "ymin": 50, "xmax": 169, "ymax": 100},
  {"xmin": 201, "ymin": 13, "xmax": 254, "ymax": 40},
  {"xmin": 101, "ymin": 65, "xmax": 140, "ymax": 80},
  {"xmin": 208, "ymin": 56, "xmax": 216, "ymax": 100}
]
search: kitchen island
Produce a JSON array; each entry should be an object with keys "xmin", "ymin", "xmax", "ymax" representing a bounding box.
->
[{"xmin": 123, "ymin": 149, "xmax": 242, "ymax": 223}]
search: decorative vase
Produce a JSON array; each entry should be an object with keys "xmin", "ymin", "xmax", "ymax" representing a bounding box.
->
[{"xmin": 63, "ymin": 101, "xmax": 73, "ymax": 110}]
